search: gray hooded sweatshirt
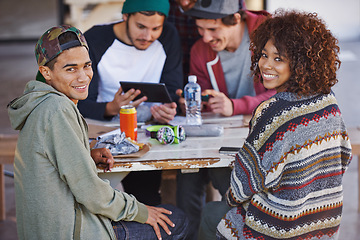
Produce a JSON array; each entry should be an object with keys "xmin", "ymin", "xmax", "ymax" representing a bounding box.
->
[{"xmin": 8, "ymin": 80, "xmax": 147, "ymax": 240}]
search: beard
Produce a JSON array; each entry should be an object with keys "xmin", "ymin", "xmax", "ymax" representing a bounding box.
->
[{"xmin": 125, "ymin": 21, "xmax": 152, "ymax": 51}]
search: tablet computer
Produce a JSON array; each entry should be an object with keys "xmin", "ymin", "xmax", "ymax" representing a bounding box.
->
[{"xmin": 120, "ymin": 81, "xmax": 173, "ymax": 103}]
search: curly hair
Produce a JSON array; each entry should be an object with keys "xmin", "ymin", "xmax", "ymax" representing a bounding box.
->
[{"xmin": 249, "ymin": 10, "xmax": 341, "ymax": 95}]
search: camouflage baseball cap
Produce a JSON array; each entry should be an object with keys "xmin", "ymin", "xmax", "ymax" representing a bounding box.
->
[{"xmin": 35, "ymin": 25, "xmax": 88, "ymax": 66}]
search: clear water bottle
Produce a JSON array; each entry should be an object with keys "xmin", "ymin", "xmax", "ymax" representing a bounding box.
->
[{"xmin": 184, "ymin": 75, "xmax": 202, "ymax": 125}]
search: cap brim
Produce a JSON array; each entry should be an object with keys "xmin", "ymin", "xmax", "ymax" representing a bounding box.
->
[{"xmin": 184, "ymin": 8, "xmax": 229, "ymax": 19}]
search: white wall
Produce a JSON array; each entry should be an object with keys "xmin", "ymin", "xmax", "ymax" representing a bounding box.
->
[{"xmin": 267, "ymin": 0, "xmax": 360, "ymax": 41}]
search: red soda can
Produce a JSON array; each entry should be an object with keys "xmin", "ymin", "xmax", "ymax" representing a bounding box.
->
[{"xmin": 120, "ymin": 105, "xmax": 137, "ymax": 141}]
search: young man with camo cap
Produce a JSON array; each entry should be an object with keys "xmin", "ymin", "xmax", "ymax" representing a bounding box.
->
[{"xmin": 8, "ymin": 24, "xmax": 188, "ymax": 240}]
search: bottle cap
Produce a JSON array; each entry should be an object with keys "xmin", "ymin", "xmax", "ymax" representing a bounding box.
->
[{"xmin": 188, "ymin": 75, "xmax": 197, "ymax": 83}]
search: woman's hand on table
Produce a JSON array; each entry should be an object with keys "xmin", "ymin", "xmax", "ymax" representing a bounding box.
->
[
  {"xmin": 145, "ymin": 205, "xmax": 175, "ymax": 240},
  {"xmin": 90, "ymin": 148, "xmax": 114, "ymax": 172}
]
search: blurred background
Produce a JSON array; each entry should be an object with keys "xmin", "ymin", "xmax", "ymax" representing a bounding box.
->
[
  {"xmin": 0, "ymin": 0, "xmax": 359, "ymax": 239},
  {"xmin": 1, "ymin": 0, "xmax": 359, "ymax": 41}
]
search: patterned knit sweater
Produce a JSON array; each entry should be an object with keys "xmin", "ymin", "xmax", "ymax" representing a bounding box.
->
[{"xmin": 217, "ymin": 91, "xmax": 352, "ymax": 240}]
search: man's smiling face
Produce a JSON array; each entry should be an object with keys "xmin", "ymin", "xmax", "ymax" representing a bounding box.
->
[{"xmin": 42, "ymin": 46, "xmax": 93, "ymax": 103}]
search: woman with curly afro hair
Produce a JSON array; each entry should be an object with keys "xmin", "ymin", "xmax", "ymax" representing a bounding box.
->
[
  {"xmin": 198, "ymin": 10, "xmax": 353, "ymax": 240},
  {"xmin": 249, "ymin": 9, "xmax": 340, "ymax": 96}
]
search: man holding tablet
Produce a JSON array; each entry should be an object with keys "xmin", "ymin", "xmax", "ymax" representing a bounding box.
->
[
  {"xmin": 78, "ymin": 0, "xmax": 183, "ymax": 124},
  {"xmin": 78, "ymin": 0, "xmax": 183, "ymax": 206}
]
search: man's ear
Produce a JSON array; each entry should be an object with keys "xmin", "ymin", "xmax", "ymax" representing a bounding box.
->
[
  {"xmin": 234, "ymin": 12, "xmax": 241, "ymax": 24},
  {"xmin": 38, "ymin": 66, "xmax": 51, "ymax": 83}
]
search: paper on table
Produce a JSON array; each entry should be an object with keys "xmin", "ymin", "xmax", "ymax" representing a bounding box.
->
[{"xmin": 113, "ymin": 143, "xmax": 151, "ymax": 160}]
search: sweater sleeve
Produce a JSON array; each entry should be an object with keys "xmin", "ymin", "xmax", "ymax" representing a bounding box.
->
[
  {"xmin": 226, "ymin": 100, "xmax": 281, "ymax": 206},
  {"xmin": 45, "ymin": 101, "xmax": 148, "ymax": 223},
  {"xmin": 226, "ymin": 141, "xmax": 268, "ymax": 206}
]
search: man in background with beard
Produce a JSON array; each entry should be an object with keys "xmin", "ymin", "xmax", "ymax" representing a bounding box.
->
[{"xmin": 78, "ymin": 0, "xmax": 183, "ymax": 206}]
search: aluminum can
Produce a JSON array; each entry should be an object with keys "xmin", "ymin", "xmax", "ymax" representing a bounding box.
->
[{"xmin": 120, "ymin": 105, "xmax": 137, "ymax": 141}]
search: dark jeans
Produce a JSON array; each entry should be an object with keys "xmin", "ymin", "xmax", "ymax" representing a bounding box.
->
[
  {"xmin": 122, "ymin": 170, "xmax": 162, "ymax": 206},
  {"xmin": 216, "ymin": 231, "xmax": 228, "ymax": 240},
  {"xmin": 112, "ymin": 204, "xmax": 189, "ymax": 239},
  {"xmin": 198, "ymin": 201, "xmax": 231, "ymax": 240},
  {"xmin": 176, "ymin": 168, "xmax": 232, "ymax": 240}
]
